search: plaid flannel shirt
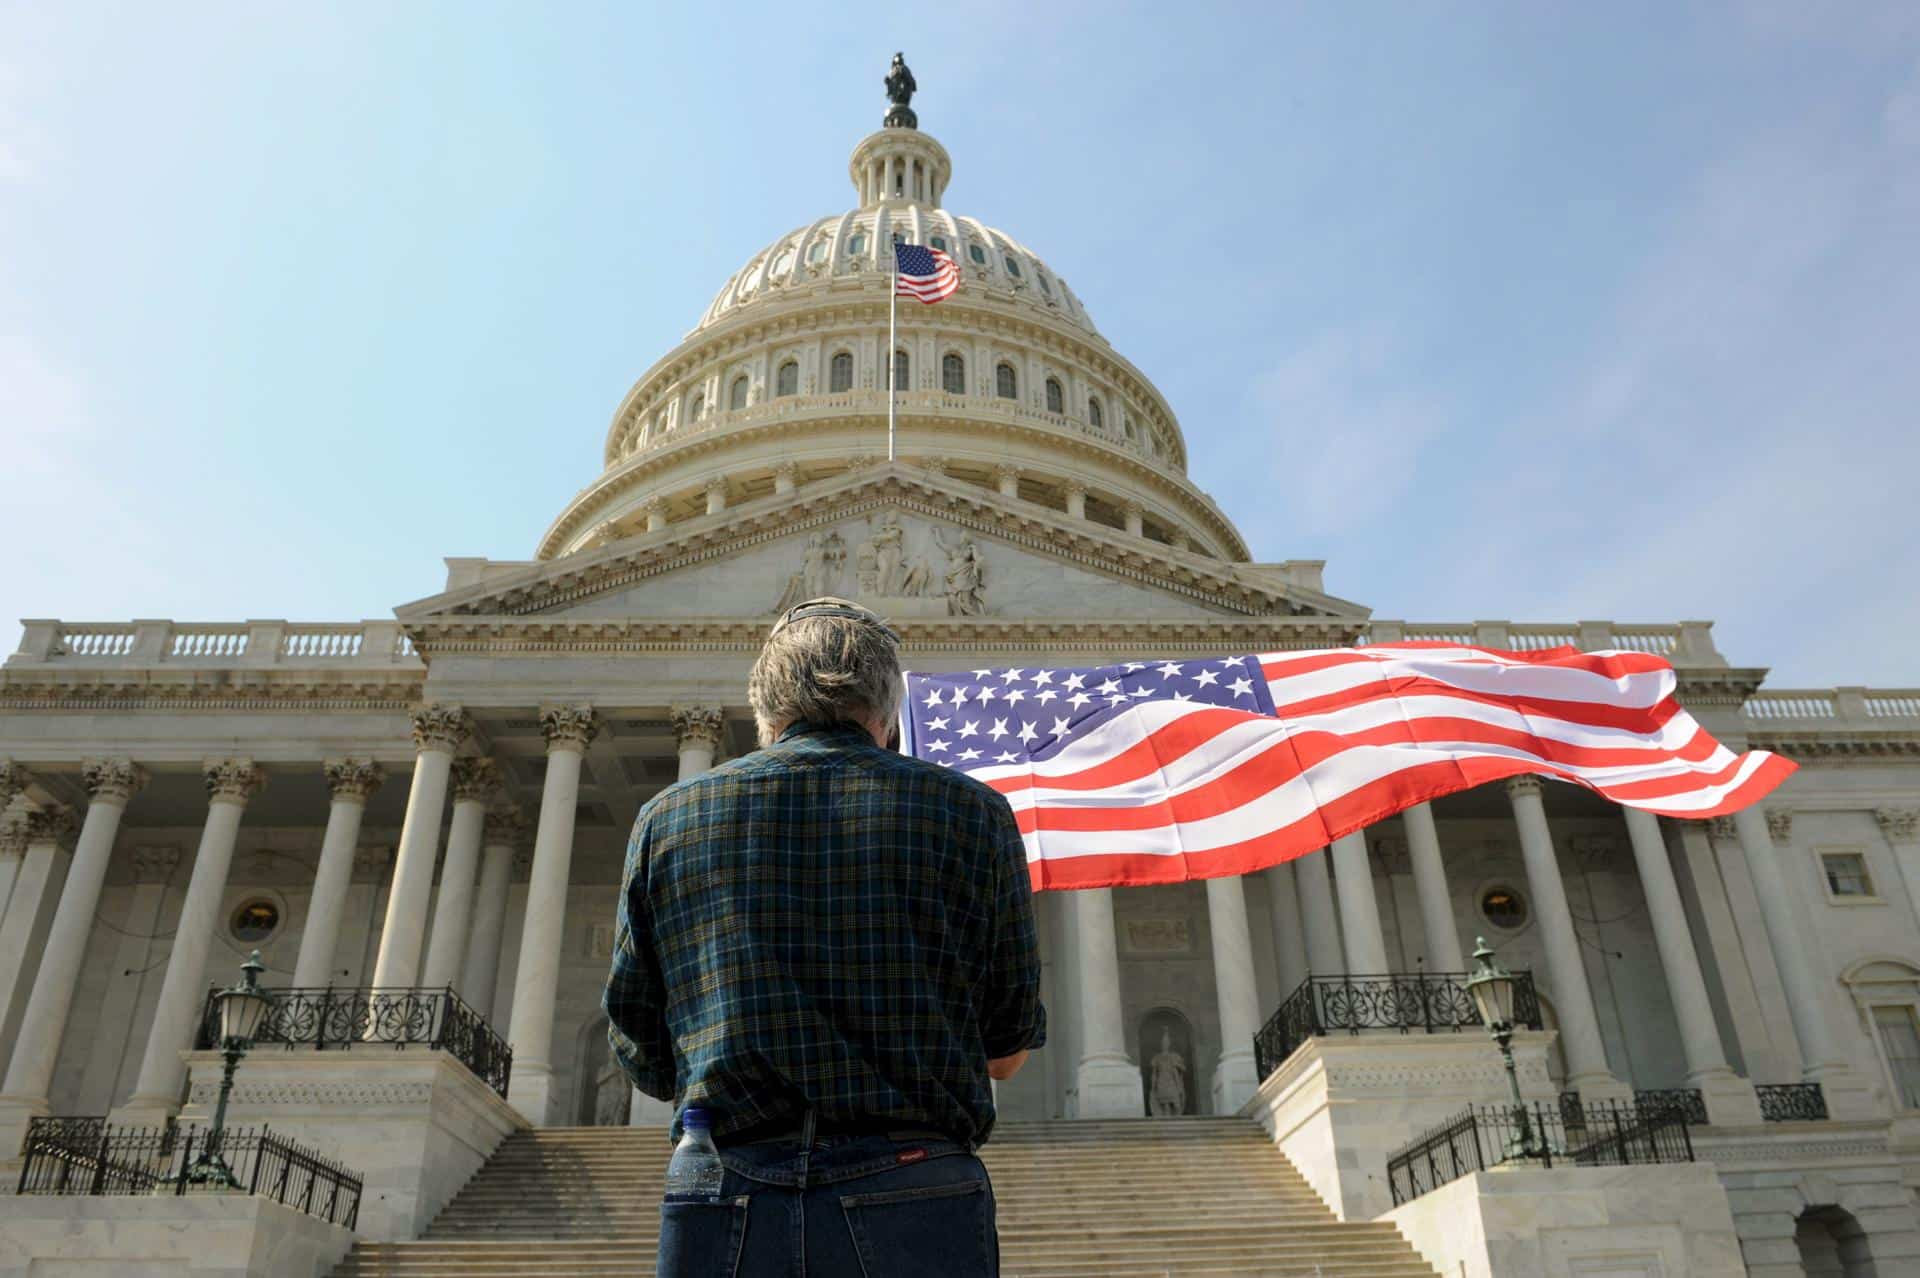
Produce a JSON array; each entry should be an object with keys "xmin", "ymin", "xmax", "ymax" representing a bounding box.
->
[{"xmin": 603, "ymin": 720, "xmax": 1047, "ymax": 1146}]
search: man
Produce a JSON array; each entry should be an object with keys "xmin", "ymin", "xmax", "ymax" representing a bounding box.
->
[{"xmin": 605, "ymin": 596, "xmax": 1046, "ymax": 1277}]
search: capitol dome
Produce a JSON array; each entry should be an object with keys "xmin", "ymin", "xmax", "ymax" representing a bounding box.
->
[{"xmin": 537, "ymin": 83, "xmax": 1252, "ymax": 568}]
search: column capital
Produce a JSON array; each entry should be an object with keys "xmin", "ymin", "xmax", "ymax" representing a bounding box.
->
[
  {"xmin": 1876, "ymin": 808, "xmax": 1919, "ymax": 844},
  {"xmin": 483, "ymin": 804, "xmax": 531, "ymax": 848},
  {"xmin": 511, "ymin": 847, "xmax": 535, "ymax": 884},
  {"xmin": 1767, "ymin": 807, "xmax": 1796, "ymax": 844},
  {"xmin": 639, "ymin": 494, "xmax": 668, "ymax": 516},
  {"xmin": 704, "ymin": 475, "xmax": 729, "ymax": 498},
  {"xmin": 671, "ymin": 705, "xmax": 726, "ymax": 752},
  {"xmin": 130, "ymin": 846, "xmax": 181, "ymax": 884},
  {"xmin": 994, "ymin": 462, "xmax": 1022, "ymax": 485},
  {"xmin": 23, "ymin": 805, "xmax": 76, "ymax": 846},
  {"xmin": 0, "ymin": 759, "xmax": 33, "ymax": 807},
  {"xmin": 1118, "ymin": 497, "xmax": 1144, "ymax": 517},
  {"xmin": 410, "ymin": 703, "xmax": 471, "ymax": 754},
  {"xmin": 1706, "ymin": 815, "xmax": 1737, "ymax": 840},
  {"xmin": 539, "ymin": 704, "xmax": 600, "ymax": 752},
  {"xmin": 323, "ymin": 758, "xmax": 386, "ymax": 802},
  {"xmin": 0, "ymin": 814, "xmax": 26, "ymax": 857},
  {"xmin": 1504, "ymin": 774, "xmax": 1543, "ymax": 800},
  {"xmin": 82, "ymin": 759, "xmax": 147, "ymax": 804},
  {"xmin": 450, "ymin": 757, "xmax": 503, "ymax": 804},
  {"xmin": 1060, "ymin": 479, "xmax": 1088, "ymax": 498},
  {"xmin": 202, "ymin": 759, "xmax": 266, "ymax": 804},
  {"xmin": 918, "ymin": 455, "xmax": 948, "ymax": 477},
  {"xmin": 773, "ymin": 459, "xmax": 803, "ymax": 480}
]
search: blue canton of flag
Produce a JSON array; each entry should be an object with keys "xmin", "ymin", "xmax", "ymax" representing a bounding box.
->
[{"xmin": 901, "ymin": 657, "xmax": 1273, "ymax": 772}]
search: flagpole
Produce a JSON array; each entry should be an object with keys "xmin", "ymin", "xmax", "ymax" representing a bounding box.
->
[{"xmin": 887, "ymin": 244, "xmax": 898, "ymax": 462}]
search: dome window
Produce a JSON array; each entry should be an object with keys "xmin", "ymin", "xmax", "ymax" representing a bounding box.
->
[
  {"xmin": 772, "ymin": 248, "xmax": 796, "ymax": 277},
  {"xmin": 1003, "ymin": 255, "xmax": 1022, "ymax": 279},
  {"xmin": 688, "ymin": 391, "xmax": 704, "ymax": 423},
  {"xmin": 942, "ymin": 353, "xmax": 966, "ymax": 395},
  {"xmin": 847, "ymin": 232, "xmax": 869, "ymax": 256},
  {"xmin": 1045, "ymin": 377, "xmax": 1064, "ymax": 415},
  {"xmin": 891, "ymin": 350, "xmax": 910, "ymax": 391},
  {"xmin": 1088, "ymin": 396, "xmax": 1104, "ymax": 430},
  {"xmin": 1123, "ymin": 414, "xmax": 1138, "ymax": 441},
  {"xmin": 995, "ymin": 362, "xmax": 1017, "ymax": 400},
  {"xmin": 930, "ymin": 235, "xmax": 949, "ymax": 253},
  {"xmin": 807, "ymin": 240, "xmax": 829, "ymax": 266},
  {"xmin": 968, "ymin": 243, "xmax": 987, "ymax": 266},
  {"xmin": 729, "ymin": 376, "xmax": 750, "ymax": 412},
  {"xmin": 829, "ymin": 352, "xmax": 854, "ymax": 393},
  {"xmin": 775, "ymin": 360, "xmax": 799, "ymax": 399},
  {"xmin": 1037, "ymin": 272, "xmax": 1053, "ymax": 297}
]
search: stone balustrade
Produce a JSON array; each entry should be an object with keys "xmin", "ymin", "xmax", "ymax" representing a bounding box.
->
[
  {"xmin": 8, "ymin": 621, "xmax": 421, "ymax": 669},
  {"xmin": 1745, "ymin": 687, "xmax": 1920, "ymax": 726},
  {"xmin": 1362, "ymin": 618, "xmax": 1719, "ymax": 664}
]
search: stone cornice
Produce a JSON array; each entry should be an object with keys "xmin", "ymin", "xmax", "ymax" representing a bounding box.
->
[
  {"xmin": 1676, "ymin": 667, "xmax": 1769, "ymax": 709},
  {"xmin": 403, "ymin": 615, "xmax": 1367, "ymax": 658},
  {"xmin": 440, "ymin": 469, "xmax": 1346, "ymax": 622},
  {"xmin": 0, "ymin": 668, "xmax": 426, "ymax": 712},
  {"xmin": 1750, "ymin": 733, "xmax": 1920, "ymax": 761},
  {"xmin": 558, "ymin": 404, "xmax": 1240, "ymax": 563}
]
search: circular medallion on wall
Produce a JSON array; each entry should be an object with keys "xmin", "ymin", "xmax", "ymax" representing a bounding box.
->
[
  {"xmin": 230, "ymin": 898, "xmax": 282, "ymax": 945},
  {"xmin": 1478, "ymin": 884, "xmax": 1529, "ymax": 931}
]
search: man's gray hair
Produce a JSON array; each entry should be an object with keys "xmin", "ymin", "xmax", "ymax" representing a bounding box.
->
[{"xmin": 748, "ymin": 612, "xmax": 903, "ymax": 747}]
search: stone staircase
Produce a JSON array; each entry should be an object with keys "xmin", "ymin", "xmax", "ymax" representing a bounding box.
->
[{"xmin": 331, "ymin": 1118, "xmax": 1439, "ymax": 1277}]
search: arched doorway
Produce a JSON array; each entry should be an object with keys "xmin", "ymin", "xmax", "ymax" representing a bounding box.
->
[
  {"xmin": 572, "ymin": 1013, "xmax": 631, "ymax": 1127},
  {"xmin": 1795, "ymin": 1205, "xmax": 1876, "ymax": 1275},
  {"xmin": 1137, "ymin": 1008, "xmax": 1198, "ymax": 1117}
]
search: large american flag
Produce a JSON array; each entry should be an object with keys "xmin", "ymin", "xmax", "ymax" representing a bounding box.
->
[
  {"xmin": 894, "ymin": 242, "xmax": 960, "ymax": 303},
  {"xmin": 900, "ymin": 643, "xmax": 1795, "ymax": 892}
]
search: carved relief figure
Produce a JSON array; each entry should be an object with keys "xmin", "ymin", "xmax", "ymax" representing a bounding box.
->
[
  {"xmin": 933, "ymin": 528, "xmax": 986, "ymax": 616},
  {"xmin": 855, "ymin": 540, "xmax": 880, "ymax": 594},
  {"xmin": 1149, "ymin": 1029, "xmax": 1188, "ymax": 1117},
  {"xmin": 871, "ymin": 512, "xmax": 907, "ymax": 593},
  {"xmin": 773, "ymin": 531, "xmax": 847, "ymax": 612}
]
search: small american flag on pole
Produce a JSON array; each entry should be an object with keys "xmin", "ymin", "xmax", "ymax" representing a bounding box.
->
[
  {"xmin": 894, "ymin": 242, "xmax": 960, "ymax": 303},
  {"xmin": 900, "ymin": 643, "xmax": 1795, "ymax": 892}
]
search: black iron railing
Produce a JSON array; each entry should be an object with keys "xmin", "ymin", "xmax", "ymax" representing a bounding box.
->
[
  {"xmin": 1386, "ymin": 1099, "xmax": 1695, "ymax": 1206},
  {"xmin": 1634, "ymin": 1088, "xmax": 1709, "ymax": 1125},
  {"xmin": 194, "ymin": 985, "xmax": 512, "ymax": 1098},
  {"xmin": 1253, "ymin": 970, "xmax": 1543, "ymax": 1079},
  {"xmin": 1757, "ymin": 1082, "xmax": 1829, "ymax": 1122},
  {"xmin": 17, "ymin": 1117, "xmax": 361, "ymax": 1228}
]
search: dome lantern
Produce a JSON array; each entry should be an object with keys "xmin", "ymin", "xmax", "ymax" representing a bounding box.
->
[{"xmin": 850, "ymin": 52, "xmax": 950, "ymax": 207}]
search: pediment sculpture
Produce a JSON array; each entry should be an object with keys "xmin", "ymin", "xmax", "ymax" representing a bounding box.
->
[{"xmin": 773, "ymin": 511, "xmax": 988, "ymax": 618}]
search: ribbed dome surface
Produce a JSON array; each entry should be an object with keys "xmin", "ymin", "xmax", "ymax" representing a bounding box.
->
[{"xmin": 694, "ymin": 204, "xmax": 1099, "ymax": 339}]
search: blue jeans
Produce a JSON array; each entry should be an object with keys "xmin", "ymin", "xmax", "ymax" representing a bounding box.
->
[{"xmin": 658, "ymin": 1128, "xmax": 998, "ymax": 1278}]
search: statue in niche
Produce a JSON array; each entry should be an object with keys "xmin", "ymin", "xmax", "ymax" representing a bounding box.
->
[
  {"xmin": 772, "ymin": 531, "xmax": 846, "ymax": 612},
  {"xmin": 933, "ymin": 528, "xmax": 986, "ymax": 616},
  {"xmin": 1149, "ymin": 1029, "xmax": 1188, "ymax": 1117}
]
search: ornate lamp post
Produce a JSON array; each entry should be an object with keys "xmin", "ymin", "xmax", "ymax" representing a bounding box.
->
[
  {"xmin": 183, "ymin": 951, "xmax": 276, "ymax": 1188},
  {"xmin": 1465, "ymin": 936, "xmax": 1545, "ymax": 1161}
]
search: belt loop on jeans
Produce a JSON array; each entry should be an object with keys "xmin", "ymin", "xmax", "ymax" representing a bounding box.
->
[{"xmin": 797, "ymin": 1107, "xmax": 816, "ymax": 1190}]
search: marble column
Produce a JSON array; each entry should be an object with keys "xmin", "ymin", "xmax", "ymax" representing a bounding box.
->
[
  {"xmin": 372, "ymin": 705, "xmax": 469, "ymax": 988},
  {"xmin": 1207, "ymin": 876, "xmax": 1262, "ymax": 1111},
  {"xmin": 1876, "ymin": 808, "xmax": 1920, "ymax": 925},
  {"xmin": 1621, "ymin": 807, "xmax": 1760, "ymax": 1124},
  {"xmin": 1403, "ymin": 803, "xmax": 1465, "ymax": 972},
  {"xmin": 0, "ymin": 761, "xmax": 145, "ymax": 1119},
  {"xmin": 117, "ymin": 759, "xmax": 265, "ymax": 1123},
  {"xmin": 672, "ymin": 705, "xmax": 725, "ymax": 779},
  {"xmin": 1506, "ymin": 776, "xmax": 1624, "ymax": 1097},
  {"xmin": 1294, "ymin": 848, "xmax": 1345, "ymax": 976},
  {"xmin": 1073, "ymin": 887, "xmax": 1139, "ymax": 1117},
  {"xmin": 462, "ymin": 806, "xmax": 524, "ymax": 1022},
  {"xmin": 1264, "ymin": 862, "xmax": 1309, "ymax": 997},
  {"xmin": 0, "ymin": 807, "xmax": 75, "ymax": 1070},
  {"xmin": 1330, "ymin": 832, "xmax": 1390, "ymax": 974},
  {"xmin": 1121, "ymin": 500, "xmax": 1144, "ymax": 538},
  {"xmin": 1062, "ymin": 483, "xmax": 1087, "ymax": 520},
  {"xmin": 1729, "ymin": 806, "xmax": 1874, "ymax": 1117},
  {"xmin": 704, "ymin": 478, "xmax": 727, "ymax": 516},
  {"xmin": 995, "ymin": 464, "xmax": 1021, "ymax": 499},
  {"xmin": 293, "ymin": 760, "xmax": 384, "ymax": 988},
  {"xmin": 0, "ymin": 762, "xmax": 29, "ymax": 919},
  {"xmin": 626, "ymin": 707, "xmax": 726, "ymax": 1126},
  {"xmin": 77, "ymin": 847, "xmax": 178, "ymax": 1114},
  {"xmin": 421, "ymin": 759, "xmax": 498, "ymax": 992},
  {"xmin": 772, "ymin": 460, "xmax": 799, "ymax": 497},
  {"xmin": 507, "ymin": 705, "xmax": 599, "ymax": 1125}
]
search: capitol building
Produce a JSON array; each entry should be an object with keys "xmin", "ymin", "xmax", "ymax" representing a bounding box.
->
[{"xmin": 3, "ymin": 65, "xmax": 1920, "ymax": 1278}]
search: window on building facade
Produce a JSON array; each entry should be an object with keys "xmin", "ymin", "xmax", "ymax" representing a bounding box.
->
[
  {"xmin": 1088, "ymin": 396, "xmax": 1104, "ymax": 430},
  {"xmin": 995, "ymin": 362, "xmax": 1017, "ymax": 400},
  {"xmin": 775, "ymin": 361, "xmax": 798, "ymax": 398},
  {"xmin": 968, "ymin": 243, "xmax": 987, "ymax": 266},
  {"xmin": 848, "ymin": 232, "xmax": 868, "ymax": 256},
  {"xmin": 930, "ymin": 235, "xmax": 948, "ymax": 252},
  {"xmin": 772, "ymin": 248, "xmax": 795, "ymax": 276},
  {"xmin": 829, "ymin": 352, "xmax": 853, "ymax": 393},
  {"xmin": 1479, "ymin": 886, "xmax": 1528, "ymax": 930},
  {"xmin": 807, "ymin": 240, "xmax": 828, "ymax": 265},
  {"xmin": 729, "ymin": 376, "xmax": 749, "ymax": 411},
  {"xmin": 231, "ymin": 899, "xmax": 281, "ymax": 944},
  {"xmin": 1037, "ymin": 272, "xmax": 1052, "ymax": 296},
  {"xmin": 1003, "ymin": 254, "xmax": 1022, "ymax": 278},
  {"xmin": 1822, "ymin": 851, "xmax": 1876, "ymax": 899},
  {"xmin": 891, "ymin": 350, "xmax": 909, "ymax": 390},
  {"xmin": 1045, "ymin": 377, "xmax": 1064, "ymax": 414},
  {"xmin": 688, "ymin": 392, "xmax": 704, "ymax": 423},
  {"xmin": 942, "ymin": 353, "xmax": 965, "ymax": 394},
  {"xmin": 1874, "ymin": 1007, "xmax": 1920, "ymax": 1109}
]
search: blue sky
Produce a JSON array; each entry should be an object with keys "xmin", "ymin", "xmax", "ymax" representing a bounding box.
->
[{"xmin": 4, "ymin": 3, "xmax": 1916, "ymax": 686}]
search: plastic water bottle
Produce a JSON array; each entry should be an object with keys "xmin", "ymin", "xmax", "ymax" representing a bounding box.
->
[{"xmin": 664, "ymin": 1106, "xmax": 725, "ymax": 1200}]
